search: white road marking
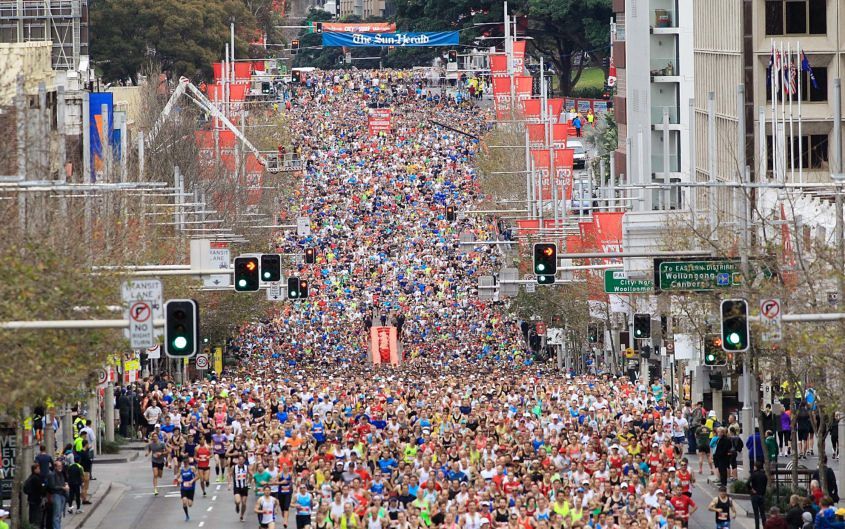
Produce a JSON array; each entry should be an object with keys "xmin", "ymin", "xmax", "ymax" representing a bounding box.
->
[
  {"xmin": 207, "ymin": 506, "xmax": 213, "ymax": 512},
  {"xmin": 212, "ymin": 495, "xmax": 217, "ymax": 501},
  {"xmin": 198, "ymin": 522, "xmax": 205, "ymax": 527},
  {"xmin": 216, "ymin": 485, "xmax": 222, "ymax": 491}
]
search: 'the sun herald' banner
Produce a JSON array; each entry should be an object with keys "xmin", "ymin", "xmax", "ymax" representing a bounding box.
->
[
  {"xmin": 320, "ymin": 22, "xmax": 396, "ymax": 33},
  {"xmin": 370, "ymin": 326, "xmax": 399, "ymax": 365},
  {"xmin": 368, "ymin": 108, "xmax": 391, "ymax": 135},
  {"xmin": 322, "ymin": 31, "xmax": 459, "ymax": 47}
]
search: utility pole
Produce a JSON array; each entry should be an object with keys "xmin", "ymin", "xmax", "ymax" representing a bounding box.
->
[
  {"xmin": 831, "ymin": 78, "xmax": 845, "ymax": 484},
  {"xmin": 737, "ymin": 84, "xmax": 753, "ymax": 478}
]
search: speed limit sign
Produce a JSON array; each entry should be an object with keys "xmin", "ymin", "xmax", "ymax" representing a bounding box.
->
[
  {"xmin": 96, "ymin": 368, "xmax": 108, "ymax": 386},
  {"xmin": 195, "ymin": 354, "xmax": 209, "ymax": 370}
]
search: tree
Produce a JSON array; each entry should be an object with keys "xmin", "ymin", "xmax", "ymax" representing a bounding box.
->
[{"xmin": 90, "ymin": 0, "xmax": 257, "ymax": 83}]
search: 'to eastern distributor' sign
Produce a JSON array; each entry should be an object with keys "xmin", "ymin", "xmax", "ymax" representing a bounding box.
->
[{"xmin": 658, "ymin": 260, "xmax": 743, "ymax": 292}]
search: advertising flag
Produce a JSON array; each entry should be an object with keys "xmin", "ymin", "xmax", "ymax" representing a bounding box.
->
[{"xmin": 531, "ymin": 149, "xmax": 551, "ymax": 201}]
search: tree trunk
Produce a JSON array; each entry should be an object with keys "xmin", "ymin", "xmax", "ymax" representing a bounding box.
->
[
  {"xmin": 557, "ymin": 52, "xmax": 573, "ymax": 96},
  {"xmin": 815, "ymin": 411, "xmax": 829, "ymax": 496}
]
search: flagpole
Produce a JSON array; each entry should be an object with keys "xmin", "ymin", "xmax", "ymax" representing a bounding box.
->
[
  {"xmin": 797, "ymin": 42, "xmax": 804, "ymax": 183},
  {"xmin": 771, "ymin": 39, "xmax": 778, "ymax": 183},
  {"xmin": 787, "ymin": 42, "xmax": 796, "ymax": 182},
  {"xmin": 780, "ymin": 41, "xmax": 788, "ymax": 184}
]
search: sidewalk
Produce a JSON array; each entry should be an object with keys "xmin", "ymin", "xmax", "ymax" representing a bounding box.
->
[{"xmin": 63, "ymin": 442, "xmax": 144, "ymax": 529}]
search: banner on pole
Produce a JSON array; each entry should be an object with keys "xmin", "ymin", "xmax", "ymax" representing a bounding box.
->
[
  {"xmin": 322, "ymin": 31, "xmax": 459, "ymax": 47},
  {"xmin": 531, "ymin": 149, "xmax": 551, "ymax": 201},
  {"xmin": 555, "ymin": 149, "xmax": 575, "ymax": 200},
  {"xmin": 320, "ymin": 22, "xmax": 396, "ymax": 33},
  {"xmin": 368, "ymin": 108, "xmax": 392, "ymax": 135},
  {"xmin": 370, "ymin": 326, "xmax": 399, "ymax": 365}
]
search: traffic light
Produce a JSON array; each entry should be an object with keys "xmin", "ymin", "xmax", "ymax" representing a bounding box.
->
[
  {"xmin": 445, "ymin": 206, "xmax": 456, "ymax": 222},
  {"xmin": 291, "ymin": 39, "xmax": 300, "ymax": 54},
  {"xmin": 304, "ymin": 247, "xmax": 316, "ymax": 264},
  {"xmin": 234, "ymin": 256, "xmax": 260, "ymax": 292},
  {"xmin": 299, "ymin": 278, "xmax": 309, "ymax": 298},
  {"xmin": 588, "ymin": 323, "xmax": 599, "ymax": 343},
  {"xmin": 291, "ymin": 70, "xmax": 301, "ymax": 83},
  {"xmin": 720, "ymin": 298, "xmax": 749, "ymax": 352},
  {"xmin": 315, "ymin": 22, "xmax": 323, "ymax": 33},
  {"xmin": 633, "ymin": 313, "xmax": 651, "ymax": 339},
  {"xmin": 164, "ymin": 299, "xmax": 199, "ymax": 358},
  {"xmin": 640, "ymin": 344, "xmax": 652, "ymax": 359},
  {"xmin": 533, "ymin": 243, "xmax": 557, "ymax": 276},
  {"xmin": 287, "ymin": 276, "xmax": 300, "ymax": 299},
  {"xmin": 537, "ymin": 274, "xmax": 555, "ymax": 285},
  {"xmin": 261, "ymin": 82, "xmax": 271, "ymax": 95},
  {"xmin": 709, "ymin": 371, "xmax": 724, "ymax": 390},
  {"xmin": 260, "ymin": 254, "xmax": 282, "ymax": 283},
  {"xmin": 448, "ymin": 50, "xmax": 457, "ymax": 63},
  {"xmin": 704, "ymin": 333, "xmax": 727, "ymax": 366}
]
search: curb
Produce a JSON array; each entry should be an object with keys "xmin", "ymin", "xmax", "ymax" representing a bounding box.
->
[{"xmin": 66, "ymin": 481, "xmax": 111, "ymax": 529}]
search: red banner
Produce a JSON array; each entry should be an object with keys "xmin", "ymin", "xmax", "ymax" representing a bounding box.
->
[
  {"xmin": 527, "ymin": 123, "xmax": 571, "ymax": 148},
  {"xmin": 490, "ymin": 53, "xmax": 508, "ymax": 78},
  {"xmin": 368, "ymin": 108, "xmax": 391, "ymax": 135},
  {"xmin": 322, "ymin": 22, "xmax": 396, "ymax": 32},
  {"xmin": 579, "ymin": 212, "xmax": 624, "ymax": 257},
  {"xmin": 555, "ymin": 149, "xmax": 575, "ymax": 200},
  {"xmin": 531, "ymin": 149, "xmax": 551, "ymax": 201},
  {"xmin": 512, "ymin": 40, "xmax": 526, "ymax": 73},
  {"xmin": 492, "ymin": 76, "xmax": 532, "ymax": 98},
  {"xmin": 521, "ymin": 99, "xmax": 541, "ymax": 122},
  {"xmin": 548, "ymin": 98, "xmax": 564, "ymax": 122},
  {"xmin": 370, "ymin": 326, "xmax": 399, "ymax": 365}
]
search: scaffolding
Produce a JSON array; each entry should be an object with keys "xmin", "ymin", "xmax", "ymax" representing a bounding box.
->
[{"xmin": 0, "ymin": 0, "xmax": 88, "ymax": 70}]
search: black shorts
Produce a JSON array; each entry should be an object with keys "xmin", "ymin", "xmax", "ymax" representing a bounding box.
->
[
  {"xmin": 296, "ymin": 514, "xmax": 311, "ymax": 529},
  {"xmin": 152, "ymin": 462, "xmax": 165, "ymax": 470},
  {"xmin": 234, "ymin": 487, "xmax": 249, "ymax": 497},
  {"xmin": 798, "ymin": 430, "xmax": 810, "ymax": 441},
  {"xmin": 729, "ymin": 455, "xmax": 738, "ymax": 469},
  {"xmin": 181, "ymin": 489, "xmax": 195, "ymax": 501},
  {"xmin": 278, "ymin": 492, "xmax": 293, "ymax": 510},
  {"xmin": 697, "ymin": 445, "xmax": 710, "ymax": 454}
]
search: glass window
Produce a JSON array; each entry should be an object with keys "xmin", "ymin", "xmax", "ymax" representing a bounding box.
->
[
  {"xmin": 808, "ymin": 0, "xmax": 827, "ymax": 33},
  {"xmin": 765, "ymin": 1, "xmax": 784, "ymax": 35},
  {"xmin": 765, "ymin": 0, "xmax": 826, "ymax": 34},
  {"xmin": 785, "ymin": 1, "xmax": 808, "ymax": 34},
  {"xmin": 810, "ymin": 134, "xmax": 828, "ymax": 168}
]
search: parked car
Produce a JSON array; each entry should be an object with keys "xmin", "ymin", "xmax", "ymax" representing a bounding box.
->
[
  {"xmin": 567, "ymin": 139, "xmax": 587, "ymax": 168},
  {"xmin": 568, "ymin": 179, "xmax": 593, "ymax": 214}
]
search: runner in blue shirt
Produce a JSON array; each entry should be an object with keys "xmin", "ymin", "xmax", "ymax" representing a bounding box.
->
[{"xmin": 179, "ymin": 459, "xmax": 198, "ymax": 521}]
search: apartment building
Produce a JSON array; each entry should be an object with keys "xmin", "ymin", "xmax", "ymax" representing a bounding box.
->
[{"xmin": 694, "ymin": 0, "xmax": 844, "ymax": 184}]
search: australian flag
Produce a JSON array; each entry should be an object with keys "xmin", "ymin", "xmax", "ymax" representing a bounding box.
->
[{"xmin": 801, "ymin": 51, "xmax": 819, "ymax": 90}]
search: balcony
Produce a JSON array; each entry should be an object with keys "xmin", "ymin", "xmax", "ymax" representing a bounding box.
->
[
  {"xmin": 650, "ymin": 7, "xmax": 679, "ymax": 34},
  {"xmin": 650, "ymin": 105, "xmax": 680, "ymax": 126},
  {"xmin": 650, "ymin": 55, "xmax": 678, "ymax": 77},
  {"xmin": 651, "ymin": 153, "xmax": 680, "ymax": 174}
]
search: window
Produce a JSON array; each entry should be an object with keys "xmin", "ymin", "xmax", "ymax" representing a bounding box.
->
[
  {"xmin": 765, "ymin": 0, "xmax": 826, "ymax": 35},
  {"xmin": 766, "ymin": 134, "xmax": 828, "ymax": 171},
  {"xmin": 765, "ymin": 65, "xmax": 827, "ymax": 102}
]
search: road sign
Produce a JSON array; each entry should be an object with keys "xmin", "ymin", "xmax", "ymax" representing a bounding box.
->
[
  {"xmin": 658, "ymin": 260, "xmax": 743, "ymax": 291},
  {"xmin": 760, "ymin": 298, "xmax": 783, "ymax": 342},
  {"xmin": 122, "ymin": 279, "xmax": 163, "ymax": 339},
  {"xmin": 96, "ymin": 368, "xmax": 107, "ymax": 386},
  {"xmin": 204, "ymin": 242, "xmax": 231, "ymax": 287},
  {"xmin": 195, "ymin": 353, "xmax": 209, "ymax": 370},
  {"xmin": 665, "ymin": 340, "xmax": 675, "ymax": 355},
  {"xmin": 128, "ymin": 300, "xmax": 155, "ymax": 348},
  {"xmin": 146, "ymin": 344, "xmax": 161, "ymax": 360},
  {"xmin": 296, "ymin": 216, "xmax": 311, "ymax": 236},
  {"xmin": 535, "ymin": 322, "xmax": 547, "ymax": 336},
  {"xmin": 266, "ymin": 284, "xmax": 283, "ymax": 301},
  {"xmin": 524, "ymin": 274, "xmax": 536, "ymax": 293},
  {"xmin": 604, "ymin": 270, "xmax": 653, "ymax": 293}
]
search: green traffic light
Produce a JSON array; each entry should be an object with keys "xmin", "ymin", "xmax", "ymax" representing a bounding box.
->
[
  {"xmin": 238, "ymin": 279, "xmax": 247, "ymax": 287},
  {"xmin": 172, "ymin": 336, "xmax": 188, "ymax": 350},
  {"xmin": 728, "ymin": 332, "xmax": 740, "ymax": 344},
  {"xmin": 706, "ymin": 354, "xmax": 715, "ymax": 362},
  {"xmin": 537, "ymin": 264, "xmax": 545, "ymax": 272}
]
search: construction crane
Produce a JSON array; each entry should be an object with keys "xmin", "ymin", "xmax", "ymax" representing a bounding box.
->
[{"xmin": 145, "ymin": 76, "xmax": 279, "ymax": 173}]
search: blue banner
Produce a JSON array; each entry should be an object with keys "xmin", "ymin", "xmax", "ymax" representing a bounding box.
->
[{"xmin": 322, "ymin": 31, "xmax": 459, "ymax": 47}]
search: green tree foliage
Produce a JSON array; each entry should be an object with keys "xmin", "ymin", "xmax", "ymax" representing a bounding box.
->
[
  {"xmin": 90, "ymin": 0, "xmax": 257, "ymax": 83},
  {"xmin": 0, "ymin": 240, "xmax": 121, "ymax": 413}
]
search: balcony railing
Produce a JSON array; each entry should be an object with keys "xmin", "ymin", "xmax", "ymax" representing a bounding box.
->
[{"xmin": 651, "ymin": 105, "xmax": 679, "ymax": 125}]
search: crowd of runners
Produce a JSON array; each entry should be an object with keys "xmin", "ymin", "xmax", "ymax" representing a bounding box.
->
[{"xmin": 129, "ymin": 70, "xmax": 713, "ymax": 529}]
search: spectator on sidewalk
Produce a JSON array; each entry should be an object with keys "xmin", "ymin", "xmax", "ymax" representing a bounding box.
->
[
  {"xmin": 46, "ymin": 459, "xmax": 69, "ymax": 529},
  {"xmin": 66, "ymin": 455, "xmax": 83, "ymax": 514},
  {"xmin": 35, "ymin": 444, "xmax": 53, "ymax": 480},
  {"xmin": 712, "ymin": 427, "xmax": 733, "ymax": 487},
  {"xmin": 747, "ymin": 427, "xmax": 766, "ymax": 465},
  {"xmin": 23, "ymin": 463, "xmax": 46, "ymax": 527},
  {"xmin": 750, "ymin": 462, "xmax": 769, "ymax": 529},
  {"xmin": 765, "ymin": 507, "xmax": 789, "ymax": 529},
  {"xmin": 810, "ymin": 466, "xmax": 839, "ymax": 504},
  {"xmin": 78, "ymin": 439, "xmax": 93, "ymax": 504},
  {"xmin": 765, "ymin": 430, "xmax": 780, "ymax": 464}
]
